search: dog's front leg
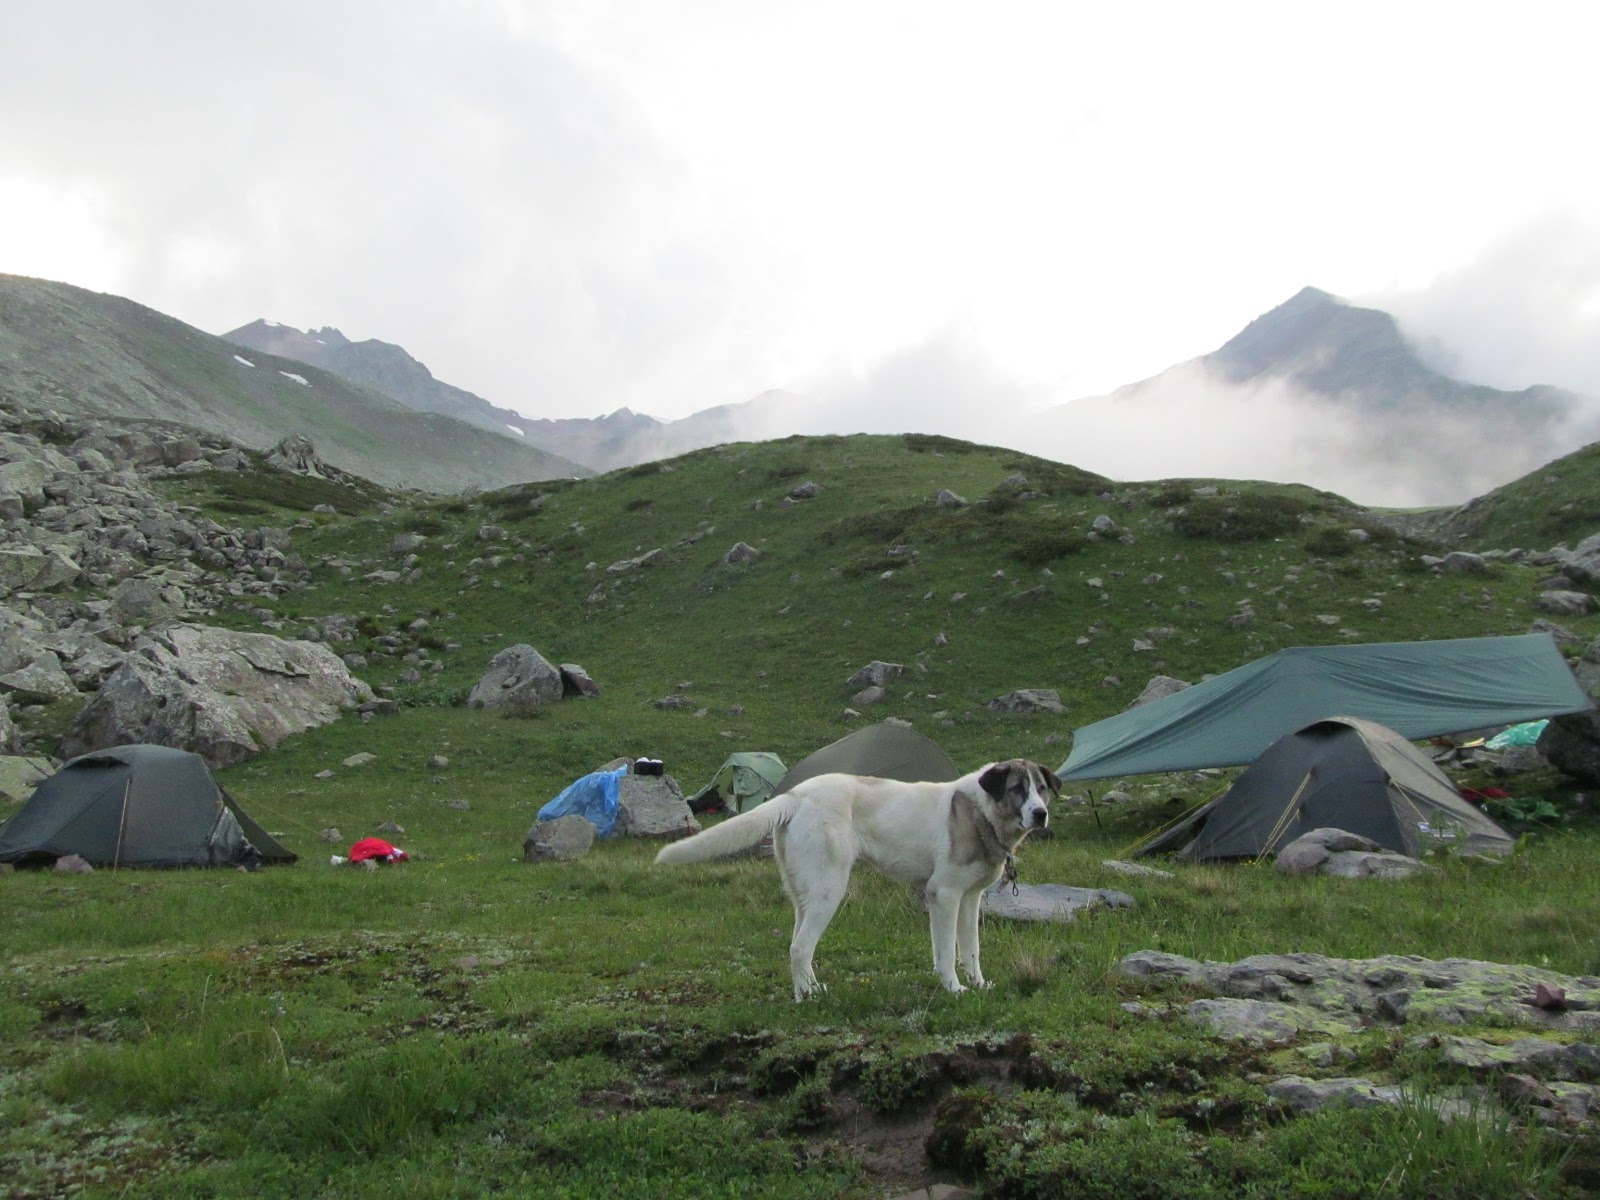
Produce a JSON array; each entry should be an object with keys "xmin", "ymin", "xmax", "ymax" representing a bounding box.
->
[
  {"xmin": 927, "ymin": 887, "xmax": 966, "ymax": 992},
  {"xmin": 956, "ymin": 889, "xmax": 990, "ymax": 989}
]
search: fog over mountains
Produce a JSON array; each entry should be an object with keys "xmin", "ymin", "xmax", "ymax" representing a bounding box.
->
[{"xmin": 231, "ymin": 288, "xmax": 1600, "ymax": 507}]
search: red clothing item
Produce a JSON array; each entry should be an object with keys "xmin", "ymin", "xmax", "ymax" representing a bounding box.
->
[{"xmin": 348, "ymin": 837, "xmax": 409, "ymax": 863}]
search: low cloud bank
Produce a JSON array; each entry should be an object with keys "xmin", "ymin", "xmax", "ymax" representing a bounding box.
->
[{"xmin": 656, "ymin": 338, "xmax": 1600, "ymax": 509}]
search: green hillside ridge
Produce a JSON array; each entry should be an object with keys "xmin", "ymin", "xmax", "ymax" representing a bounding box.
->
[
  {"xmin": 0, "ymin": 275, "xmax": 590, "ymax": 492},
  {"xmin": 1400, "ymin": 438, "xmax": 1600, "ymax": 551},
  {"xmin": 6, "ymin": 433, "xmax": 1600, "ymax": 1198}
]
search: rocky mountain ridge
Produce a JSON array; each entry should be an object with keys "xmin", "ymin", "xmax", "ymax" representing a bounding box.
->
[{"xmin": 0, "ymin": 275, "xmax": 590, "ymax": 493}]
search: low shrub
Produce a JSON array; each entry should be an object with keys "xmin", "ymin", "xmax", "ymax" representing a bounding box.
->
[{"xmin": 1173, "ymin": 493, "xmax": 1316, "ymax": 541}]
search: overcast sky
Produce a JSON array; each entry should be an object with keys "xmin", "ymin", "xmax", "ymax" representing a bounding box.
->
[{"xmin": 4, "ymin": 0, "xmax": 1599, "ymax": 434}]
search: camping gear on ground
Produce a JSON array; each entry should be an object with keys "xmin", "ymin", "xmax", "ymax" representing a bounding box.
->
[
  {"xmin": 1131, "ymin": 717, "xmax": 1515, "ymax": 861},
  {"xmin": 347, "ymin": 837, "xmax": 408, "ymax": 864},
  {"xmin": 536, "ymin": 765, "xmax": 629, "ymax": 837},
  {"xmin": 772, "ymin": 723, "xmax": 959, "ymax": 797},
  {"xmin": 1060, "ymin": 633, "xmax": 1591, "ymax": 781},
  {"xmin": 635, "ymin": 758, "xmax": 665, "ymax": 777},
  {"xmin": 0, "ymin": 743, "xmax": 296, "ymax": 868},
  {"xmin": 1485, "ymin": 720, "xmax": 1550, "ymax": 750},
  {"xmin": 688, "ymin": 752, "xmax": 789, "ymax": 814}
]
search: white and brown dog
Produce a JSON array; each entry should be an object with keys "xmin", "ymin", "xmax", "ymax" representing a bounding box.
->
[{"xmin": 655, "ymin": 759, "xmax": 1058, "ymax": 999}]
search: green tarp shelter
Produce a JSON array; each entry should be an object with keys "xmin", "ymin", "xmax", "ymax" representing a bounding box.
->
[
  {"xmin": 1061, "ymin": 634, "xmax": 1591, "ymax": 782},
  {"xmin": 1132, "ymin": 717, "xmax": 1515, "ymax": 861},
  {"xmin": 774, "ymin": 723, "xmax": 959, "ymax": 796},
  {"xmin": 0, "ymin": 744, "xmax": 296, "ymax": 868},
  {"xmin": 689, "ymin": 752, "xmax": 789, "ymax": 814}
]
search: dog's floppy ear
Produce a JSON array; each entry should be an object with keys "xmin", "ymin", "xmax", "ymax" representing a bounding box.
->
[
  {"xmin": 1038, "ymin": 764, "xmax": 1062, "ymax": 796},
  {"xmin": 978, "ymin": 762, "xmax": 1011, "ymax": 801}
]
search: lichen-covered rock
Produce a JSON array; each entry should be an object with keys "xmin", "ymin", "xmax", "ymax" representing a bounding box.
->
[
  {"xmin": 61, "ymin": 623, "xmax": 374, "ymax": 768},
  {"xmin": 1185, "ymin": 998, "xmax": 1359, "ymax": 1045},
  {"xmin": 847, "ymin": 661, "xmax": 904, "ymax": 688}
]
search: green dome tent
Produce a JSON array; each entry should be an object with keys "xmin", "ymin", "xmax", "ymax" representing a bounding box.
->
[
  {"xmin": 0, "ymin": 744, "xmax": 296, "ymax": 868},
  {"xmin": 773, "ymin": 723, "xmax": 960, "ymax": 796},
  {"xmin": 1132, "ymin": 717, "xmax": 1514, "ymax": 862},
  {"xmin": 688, "ymin": 752, "xmax": 789, "ymax": 814}
]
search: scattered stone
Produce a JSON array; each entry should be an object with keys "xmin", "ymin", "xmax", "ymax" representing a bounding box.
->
[
  {"xmin": 1129, "ymin": 675, "xmax": 1190, "ymax": 708},
  {"xmin": 376, "ymin": 821, "xmax": 405, "ymax": 834},
  {"xmin": 979, "ymin": 881, "xmax": 1134, "ymax": 923},
  {"xmin": 848, "ymin": 661, "xmax": 904, "ymax": 688},
  {"xmin": 524, "ymin": 814, "xmax": 596, "ymax": 862},
  {"xmin": 53, "ymin": 853, "xmax": 95, "ymax": 874},
  {"xmin": 933, "ymin": 489, "xmax": 967, "ymax": 508},
  {"xmin": 319, "ymin": 828, "xmax": 342, "ymax": 843},
  {"xmin": 986, "ymin": 689, "xmax": 1065, "ymax": 714},
  {"xmin": 1101, "ymin": 859, "xmax": 1175, "ymax": 879},
  {"xmin": 559, "ymin": 663, "xmax": 601, "ymax": 698},
  {"xmin": 1536, "ymin": 590, "xmax": 1594, "ymax": 616},
  {"xmin": 1267, "ymin": 1076, "xmax": 1403, "ymax": 1114},
  {"xmin": 342, "ymin": 752, "xmax": 376, "ymax": 768},
  {"xmin": 851, "ymin": 686, "xmax": 888, "ymax": 705},
  {"xmin": 654, "ymin": 694, "xmax": 694, "ymax": 710},
  {"xmin": 789, "ymin": 481, "xmax": 819, "ymax": 500},
  {"xmin": 722, "ymin": 541, "xmax": 760, "ymax": 564},
  {"xmin": 426, "ymin": 755, "xmax": 449, "ymax": 769},
  {"xmin": 446, "ymin": 799, "xmax": 471, "ymax": 811},
  {"xmin": 314, "ymin": 770, "xmax": 334, "ymax": 780}
]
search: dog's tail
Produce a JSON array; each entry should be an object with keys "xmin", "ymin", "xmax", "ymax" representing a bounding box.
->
[{"xmin": 654, "ymin": 793, "xmax": 799, "ymax": 866}]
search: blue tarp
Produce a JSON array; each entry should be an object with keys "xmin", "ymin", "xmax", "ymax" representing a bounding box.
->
[{"xmin": 536, "ymin": 766, "xmax": 628, "ymax": 837}]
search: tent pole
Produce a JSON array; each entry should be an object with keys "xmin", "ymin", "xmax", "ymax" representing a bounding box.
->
[{"xmin": 113, "ymin": 779, "xmax": 131, "ymax": 870}]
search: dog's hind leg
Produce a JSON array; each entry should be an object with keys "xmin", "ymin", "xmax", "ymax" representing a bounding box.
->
[
  {"xmin": 956, "ymin": 889, "xmax": 990, "ymax": 989},
  {"xmin": 780, "ymin": 828, "xmax": 852, "ymax": 1002},
  {"xmin": 927, "ymin": 887, "xmax": 967, "ymax": 993}
]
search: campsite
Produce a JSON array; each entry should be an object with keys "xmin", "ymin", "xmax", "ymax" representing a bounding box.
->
[{"xmin": 5, "ymin": 431, "xmax": 1600, "ymax": 1197}]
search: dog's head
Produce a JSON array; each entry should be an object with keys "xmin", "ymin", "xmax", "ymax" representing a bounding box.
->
[{"xmin": 978, "ymin": 759, "xmax": 1059, "ymax": 834}]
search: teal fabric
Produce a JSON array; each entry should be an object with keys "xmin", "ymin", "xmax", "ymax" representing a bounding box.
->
[{"xmin": 1060, "ymin": 634, "xmax": 1591, "ymax": 781}]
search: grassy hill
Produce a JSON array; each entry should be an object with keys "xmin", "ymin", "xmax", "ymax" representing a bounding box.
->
[
  {"xmin": 5, "ymin": 433, "xmax": 1600, "ymax": 1197},
  {"xmin": 1402, "ymin": 439, "xmax": 1600, "ymax": 551},
  {"xmin": 0, "ymin": 275, "xmax": 590, "ymax": 492}
]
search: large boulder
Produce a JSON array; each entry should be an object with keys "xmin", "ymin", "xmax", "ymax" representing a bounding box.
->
[
  {"xmin": 0, "ymin": 699, "xmax": 15, "ymax": 754},
  {"xmin": 467, "ymin": 644, "xmax": 564, "ymax": 709},
  {"xmin": 614, "ymin": 773, "xmax": 700, "ymax": 840},
  {"xmin": 1539, "ymin": 643, "xmax": 1600, "ymax": 784},
  {"xmin": 61, "ymin": 623, "xmax": 375, "ymax": 768}
]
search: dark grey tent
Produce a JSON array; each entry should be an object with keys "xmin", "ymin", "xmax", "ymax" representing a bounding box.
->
[
  {"xmin": 1133, "ymin": 717, "xmax": 1514, "ymax": 861},
  {"xmin": 1061, "ymin": 634, "xmax": 1591, "ymax": 781},
  {"xmin": 0, "ymin": 744, "xmax": 295, "ymax": 868},
  {"xmin": 774, "ymin": 723, "xmax": 959, "ymax": 796}
]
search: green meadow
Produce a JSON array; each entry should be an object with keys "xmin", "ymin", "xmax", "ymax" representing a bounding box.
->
[{"xmin": 4, "ymin": 433, "xmax": 1599, "ymax": 1197}]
